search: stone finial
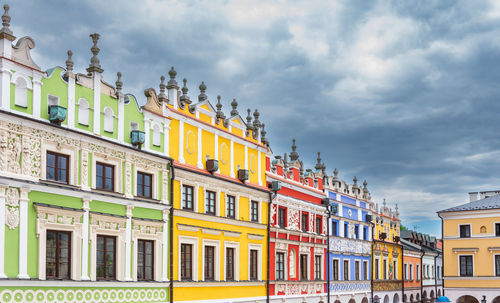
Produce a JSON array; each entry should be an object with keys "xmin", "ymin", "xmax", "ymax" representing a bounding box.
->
[
  {"xmin": 65, "ymin": 50, "xmax": 74, "ymax": 72},
  {"xmin": 198, "ymin": 81, "xmax": 207, "ymax": 102},
  {"xmin": 216, "ymin": 95, "xmax": 225, "ymax": 122},
  {"xmin": 353, "ymin": 176, "xmax": 358, "ymax": 185},
  {"xmin": 167, "ymin": 67, "xmax": 178, "ymax": 89},
  {"xmin": 0, "ymin": 4, "xmax": 14, "ymax": 40},
  {"xmin": 363, "ymin": 180, "xmax": 367, "ymax": 188},
  {"xmin": 230, "ymin": 98, "xmax": 238, "ymax": 116},
  {"xmin": 260, "ymin": 123, "xmax": 268, "ymax": 145},
  {"xmin": 253, "ymin": 109, "xmax": 261, "ymax": 129},
  {"xmin": 283, "ymin": 153, "xmax": 289, "ymax": 170},
  {"xmin": 86, "ymin": 33, "xmax": 103, "ymax": 75},
  {"xmin": 180, "ymin": 78, "xmax": 191, "ymax": 107},
  {"xmin": 290, "ymin": 139, "xmax": 299, "ymax": 161},
  {"xmin": 246, "ymin": 109, "xmax": 253, "ymax": 129},
  {"xmin": 115, "ymin": 72, "xmax": 123, "ymax": 93},
  {"xmin": 315, "ymin": 152, "xmax": 323, "ymax": 170},
  {"xmin": 158, "ymin": 76, "xmax": 168, "ymax": 103},
  {"xmin": 333, "ymin": 168, "xmax": 338, "ymax": 178}
]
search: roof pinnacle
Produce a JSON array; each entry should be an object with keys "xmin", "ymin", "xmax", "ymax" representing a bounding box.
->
[
  {"xmin": 86, "ymin": 33, "xmax": 103, "ymax": 75},
  {"xmin": 115, "ymin": 72, "xmax": 123, "ymax": 92},
  {"xmin": 0, "ymin": 4, "xmax": 14, "ymax": 40},
  {"xmin": 158, "ymin": 76, "xmax": 168, "ymax": 103},
  {"xmin": 290, "ymin": 139, "xmax": 299, "ymax": 161},
  {"xmin": 230, "ymin": 98, "xmax": 238, "ymax": 116},
  {"xmin": 198, "ymin": 81, "xmax": 207, "ymax": 102},
  {"xmin": 167, "ymin": 67, "xmax": 178, "ymax": 89}
]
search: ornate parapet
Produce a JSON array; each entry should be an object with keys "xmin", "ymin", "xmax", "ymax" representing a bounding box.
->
[
  {"xmin": 273, "ymin": 281, "xmax": 325, "ymax": 296},
  {"xmin": 329, "ymin": 237, "xmax": 371, "ymax": 255},
  {"xmin": 373, "ymin": 280, "xmax": 402, "ymax": 292},
  {"xmin": 329, "ymin": 280, "xmax": 370, "ymax": 293}
]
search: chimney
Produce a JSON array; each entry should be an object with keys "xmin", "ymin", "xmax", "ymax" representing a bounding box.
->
[{"xmin": 469, "ymin": 192, "xmax": 478, "ymax": 202}]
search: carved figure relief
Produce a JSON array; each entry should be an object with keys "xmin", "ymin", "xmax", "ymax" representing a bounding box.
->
[
  {"xmin": 125, "ymin": 161, "xmax": 132, "ymax": 197},
  {"xmin": 7, "ymin": 133, "xmax": 21, "ymax": 174},
  {"xmin": 309, "ymin": 214, "xmax": 314, "ymax": 233},
  {"xmin": 22, "ymin": 135, "xmax": 41, "ymax": 177},
  {"xmin": 270, "ymin": 204, "xmax": 277, "ymax": 225}
]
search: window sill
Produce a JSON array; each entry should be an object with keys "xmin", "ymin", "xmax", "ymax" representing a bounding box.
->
[
  {"xmin": 91, "ymin": 188, "xmax": 123, "ymax": 197},
  {"xmin": 40, "ymin": 179, "xmax": 78, "ymax": 189},
  {"xmin": 134, "ymin": 196, "xmax": 161, "ymax": 203}
]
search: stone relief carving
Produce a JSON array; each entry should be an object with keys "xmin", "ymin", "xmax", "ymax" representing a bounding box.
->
[
  {"xmin": 288, "ymin": 209, "xmax": 299, "ymax": 230},
  {"xmin": 81, "ymin": 151, "xmax": 89, "ymax": 188},
  {"xmin": 133, "ymin": 220, "xmax": 162, "ymax": 235},
  {"xmin": 5, "ymin": 187, "xmax": 19, "ymax": 230},
  {"xmin": 309, "ymin": 214, "xmax": 314, "ymax": 233},
  {"xmin": 348, "ymin": 222, "xmax": 355, "ymax": 238},
  {"xmin": 270, "ymin": 204, "xmax": 277, "ymax": 225},
  {"xmin": 125, "ymin": 161, "xmax": 132, "ymax": 197},
  {"xmin": 22, "ymin": 135, "xmax": 41, "ymax": 177},
  {"xmin": 0, "ymin": 130, "xmax": 7, "ymax": 172},
  {"xmin": 330, "ymin": 238, "xmax": 371, "ymax": 255},
  {"xmin": 7, "ymin": 133, "xmax": 21, "ymax": 174}
]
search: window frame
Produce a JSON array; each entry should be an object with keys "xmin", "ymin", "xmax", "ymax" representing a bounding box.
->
[
  {"xmin": 226, "ymin": 195, "xmax": 236, "ymax": 219},
  {"xmin": 250, "ymin": 249, "xmax": 259, "ymax": 281},
  {"xmin": 278, "ymin": 207, "xmax": 286, "ymax": 228},
  {"xmin": 180, "ymin": 243, "xmax": 193, "ymax": 281},
  {"xmin": 459, "ymin": 255, "xmax": 473, "ymax": 277},
  {"xmin": 225, "ymin": 247, "xmax": 235, "ymax": 281},
  {"xmin": 205, "ymin": 190, "xmax": 216, "ymax": 215},
  {"xmin": 224, "ymin": 241, "xmax": 239, "ymax": 281},
  {"xmin": 355, "ymin": 260, "xmax": 360, "ymax": 280},
  {"xmin": 136, "ymin": 171, "xmax": 153, "ymax": 199},
  {"xmin": 363, "ymin": 260, "xmax": 368, "ymax": 280},
  {"xmin": 343, "ymin": 259, "xmax": 349, "ymax": 281},
  {"xmin": 96, "ymin": 235, "xmax": 117, "ymax": 280},
  {"xmin": 95, "ymin": 162, "xmax": 115, "ymax": 192},
  {"xmin": 182, "ymin": 184, "xmax": 194, "ymax": 211},
  {"xmin": 315, "ymin": 255, "xmax": 322, "ymax": 280},
  {"xmin": 137, "ymin": 239, "xmax": 154, "ymax": 281},
  {"xmin": 204, "ymin": 245, "xmax": 215, "ymax": 281},
  {"xmin": 250, "ymin": 200, "xmax": 259, "ymax": 222},
  {"xmin": 301, "ymin": 212, "xmax": 309, "ymax": 232},
  {"xmin": 248, "ymin": 244, "xmax": 262, "ymax": 281},
  {"xmin": 300, "ymin": 254, "xmax": 309, "ymax": 280},
  {"xmin": 45, "ymin": 229, "xmax": 72, "ymax": 280},
  {"xmin": 495, "ymin": 223, "xmax": 500, "ymax": 237},
  {"xmin": 459, "ymin": 224, "xmax": 471, "ymax": 238},
  {"xmin": 202, "ymin": 239, "xmax": 220, "ymax": 281},
  {"xmin": 46, "ymin": 151, "xmax": 70, "ymax": 184},
  {"xmin": 316, "ymin": 216, "xmax": 322, "ymax": 235},
  {"xmin": 276, "ymin": 252, "xmax": 285, "ymax": 280},
  {"xmin": 332, "ymin": 258, "xmax": 339, "ymax": 281}
]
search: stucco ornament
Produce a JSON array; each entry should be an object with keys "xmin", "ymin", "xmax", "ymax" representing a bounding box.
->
[
  {"xmin": 7, "ymin": 133, "xmax": 21, "ymax": 174},
  {"xmin": 5, "ymin": 187, "xmax": 19, "ymax": 207},
  {"xmin": 0, "ymin": 130, "xmax": 7, "ymax": 171},
  {"xmin": 288, "ymin": 209, "xmax": 299, "ymax": 230},
  {"xmin": 5, "ymin": 187, "xmax": 19, "ymax": 229},
  {"xmin": 22, "ymin": 134, "xmax": 41, "ymax": 177}
]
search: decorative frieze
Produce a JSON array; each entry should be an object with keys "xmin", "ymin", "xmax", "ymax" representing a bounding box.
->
[
  {"xmin": 330, "ymin": 237, "xmax": 371, "ymax": 255},
  {"xmin": 329, "ymin": 280, "xmax": 371, "ymax": 293},
  {"xmin": 288, "ymin": 208, "xmax": 299, "ymax": 230},
  {"xmin": 274, "ymin": 282, "xmax": 325, "ymax": 296}
]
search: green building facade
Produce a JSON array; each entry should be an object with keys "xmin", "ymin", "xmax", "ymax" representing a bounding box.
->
[{"xmin": 0, "ymin": 5, "xmax": 171, "ymax": 303}]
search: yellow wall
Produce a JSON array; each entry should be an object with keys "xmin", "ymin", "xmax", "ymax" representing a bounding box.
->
[{"xmin": 372, "ymin": 215, "xmax": 403, "ymax": 281}]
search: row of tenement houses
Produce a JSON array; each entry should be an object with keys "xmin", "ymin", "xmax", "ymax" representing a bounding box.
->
[{"xmin": 0, "ymin": 5, "xmax": 443, "ymax": 303}]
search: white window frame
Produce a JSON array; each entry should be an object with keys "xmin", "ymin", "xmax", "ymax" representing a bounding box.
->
[
  {"xmin": 103, "ymin": 106, "xmax": 114, "ymax": 133},
  {"xmin": 354, "ymin": 260, "xmax": 360, "ymax": 281},
  {"xmin": 133, "ymin": 166, "xmax": 158, "ymax": 200},
  {"xmin": 332, "ymin": 257, "xmax": 340, "ymax": 281},
  {"xmin": 179, "ymin": 179, "xmax": 198, "ymax": 212},
  {"xmin": 12, "ymin": 72, "xmax": 32, "ymax": 108},
  {"xmin": 224, "ymin": 193, "xmax": 239, "ymax": 219},
  {"xmin": 410, "ymin": 263, "xmax": 414, "ymax": 280},
  {"xmin": 224, "ymin": 241, "xmax": 240, "ymax": 281},
  {"xmin": 41, "ymin": 142, "xmax": 78, "ymax": 186},
  {"xmin": 342, "ymin": 258, "xmax": 350, "ymax": 281},
  {"xmin": 315, "ymin": 254, "xmax": 324, "ymax": 280},
  {"xmin": 249, "ymin": 199, "xmax": 261, "ymax": 223},
  {"xmin": 289, "ymin": 248, "xmax": 296, "ymax": 278},
  {"xmin": 91, "ymin": 153, "xmax": 123, "ymax": 193},
  {"xmin": 458, "ymin": 254, "xmax": 474, "ymax": 277},
  {"xmin": 202, "ymin": 239, "xmax": 220, "ymax": 281},
  {"xmin": 458, "ymin": 223, "xmax": 472, "ymax": 238},
  {"xmin": 375, "ymin": 256, "xmax": 381, "ymax": 280},
  {"xmin": 152, "ymin": 122, "xmax": 162, "ymax": 147},
  {"xmin": 393, "ymin": 259, "xmax": 398, "ymax": 280},
  {"xmin": 383, "ymin": 256, "xmax": 388, "ymax": 280},
  {"xmin": 204, "ymin": 187, "xmax": 220, "ymax": 216},
  {"xmin": 77, "ymin": 98, "xmax": 90, "ymax": 126},
  {"xmin": 416, "ymin": 264, "xmax": 420, "ymax": 280},
  {"xmin": 404, "ymin": 263, "xmax": 408, "ymax": 280},
  {"xmin": 178, "ymin": 236, "xmax": 199, "ymax": 281},
  {"xmin": 131, "ymin": 219, "xmax": 163, "ymax": 281},
  {"xmin": 248, "ymin": 243, "xmax": 262, "ymax": 280},
  {"xmin": 363, "ymin": 260, "xmax": 369, "ymax": 280}
]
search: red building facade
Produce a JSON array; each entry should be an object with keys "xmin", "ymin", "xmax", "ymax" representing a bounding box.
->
[{"xmin": 266, "ymin": 140, "xmax": 328, "ymax": 303}]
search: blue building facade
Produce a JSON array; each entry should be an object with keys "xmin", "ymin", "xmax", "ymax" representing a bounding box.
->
[{"xmin": 325, "ymin": 170, "xmax": 373, "ymax": 303}]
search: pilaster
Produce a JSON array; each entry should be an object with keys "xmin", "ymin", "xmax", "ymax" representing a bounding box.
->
[
  {"xmin": 125, "ymin": 204, "xmax": 133, "ymax": 281},
  {"xmin": 117, "ymin": 93, "xmax": 124, "ymax": 143},
  {"xmin": 230, "ymin": 140, "xmax": 235, "ymax": 178},
  {"xmin": 144, "ymin": 119, "xmax": 150, "ymax": 151},
  {"xmin": 197, "ymin": 127, "xmax": 203, "ymax": 168},
  {"xmin": 162, "ymin": 210, "xmax": 169, "ymax": 282},
  {"xmin": 32, "ymin": 74, "xmax": 42, "ymax": 120},
  {"xmin": 92, "ymin": 74, "xmax": 101, "ymax": 134},
  {"xmin": 163, "ymin": 121, "xmax": 170, "ymax": 156},
  {"xmin": 178, "ymin": 120, "xmax": 185, "ymax": 164},
  {"xmin": 0, "ymin": 66, "xmax": 11, "ymax": 111},
  {"xmin": 0, "ymin": 184, "xmax": 7, "ymax": 278},
  {"xmin": 81, "ymin": 197, "xmax": 90, "ymax": 280},
  {"xmin": 17, "ymin": 186, "xmax": 29, "ymax": 279}
]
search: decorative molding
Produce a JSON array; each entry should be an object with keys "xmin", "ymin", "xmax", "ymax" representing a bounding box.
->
[
  {"xmin": 5, "ymin": 187, "xmax": 19, "ymax": 229},
  {"xmin": 247, "ymin": 233, "xmax": 264, "ymax": 240}
]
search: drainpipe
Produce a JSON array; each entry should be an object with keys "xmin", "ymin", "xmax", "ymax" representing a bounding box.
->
[
  {"xmin": 434, "ymin": 254, "xmax": 437, "ymax": 302},
  {"xmin": 326, "ymin": 203, "xmax": 331, "ymax": 303},
  {"xmin": 437, "ymin": 213, "xmax": 444, "ymax": 297},
  {"xmin": 267, "ymin": 188, "xmax": 278, "ymax": 303},
  {"xmin": 401, "ymin": 245, "xmax": 404, "ymax": 303},
  {"xmin": 420, "ymin": 250, "xmax": 424, "ymax": 303},
  {"xmin": 371, "ymin": 223, "xmax": 375, "ymax": 303},
  {"xmin": 168, "ymin": 159, "xmax": 175, "ymax": 303}
]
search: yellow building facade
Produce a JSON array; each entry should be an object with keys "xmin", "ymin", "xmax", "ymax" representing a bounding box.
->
[
  {"xmin": 372, "ymin": 200, "xmax": 403, "ymax": 303},
  {"xmin": 141, "ymin": 73, "xmax": 270, "ymax": 302},
  {"xmin": 438, "ymin": 193, "xmax": 500, "ymax": 303}
]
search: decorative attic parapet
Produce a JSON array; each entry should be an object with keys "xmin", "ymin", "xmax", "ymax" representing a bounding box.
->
[
  {"xmin": 374, "ymin": 199, "xmax": 399, "ymax": 220},
  {"xmin": 324, "ymin": 168, "xmax": 371, "ymax": 201}
]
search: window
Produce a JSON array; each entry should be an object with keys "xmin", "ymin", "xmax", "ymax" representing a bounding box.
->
[
  {"xmin": 344, "ymin": 222, "xmax": 348, "ymax": 238},
  {"xmin": 301, "ymin": 213, "xmax": 308, "ymax": 232},
  {"xmin": 459, "ymin": 225, "xmax": 471, "ymax": 238},
  {"xmin": 226, "ymin": 195, "xmax": 235, "ymax": 219},
  {"xmin": 375, "ymin": 259, "xmax": 380, "ymax": 279},
  {"xmin": 96, "ymin": 235, "xmax": 116, "ymax": 280},
  {"xmin": 181, "ymin": 244, "xmax": 192, "ymax": 280},
  {"xmin": 355, "ymin": 260, "xmax": 360, "ymax": 280},
  {"xmin": 14, "ymin": 77, "xmax": 28, "ymax": 107},
  {"xmin": 363, "ymin": 261, "xmax": 368, "ymax": 280},
  {"xmin": 404, "ymin": 263, "xmax": 408, "ymax": 280},
  {"xmin": 333, "ymin": 259, "xmax": 339, "ymax": 280},
  {"xmin": 204, "ymin": 246, "xmax": 215, "ymax": 280},
  {"xmin": 315, "ymin": 255, "xmax": 322, "ymax": 280},
  {"xmin": 205, "ymin": 190, "xmax": 216, "ymax": 215},
  {"xmin": 416, "ymin": 264, "xmax": 420, "ymax": 280},
  {"xmin": 226, "ymin": 247, "xmax": 235, "ymax": 280},
  {"xmin": 276, "ymin": 252, "xmax": 285, "ymax": 280},
  {"xmin": 459, "ymin": 255, "xmax": 473, "ymax": 276},
  {"xmin": 332, "ymin": 221, "xmax": 337, "ymax": 236},
  {"xmin": 152, "ymin": 124, "xmax": 161, "ymax": 146},
  {"xmin": 78, "ymin": 98, "xmax": 89, "ymax": 126},
  {"xmin": 496, "ymin": 223, "xmax": 500, "ymax": 237},
  {"xmin": 410, "ymin": 264, "xmax": 413, "ymax": 280},
  {"xmin": 182, "ymin": 185, "xmax": 194, "ymax": 210},
  {"xmin": 393, "ymin": 260, "xmax": 397, "ymax": 280},
  {"xmin": 316, "ymin": 217, "xmax": 322, "ymax": 234},
  {"xmin": 250, "ymin": 249, "xmax": 258, "ymax": 280},
  {"xmin": 251, "ymin": 200, "xmax": 259, "ymax": 222},
  {"xmin": 137, "ymin": 172, "xmax": 152, "ymax": 198},
  {"xmin": 96, "ymin": 162, "xmax": 114, "ymax": 192},
  {"xmin": 103, "ymin": 107, "xmax": 114, "ymax": 133},
  {"xmin": 364, "ymin": 227, "xmax": 368, "ymax": 240},
  {"xmin": 46, "ymin": 152, "xmax": 69, "ymax": 184},
  {"xmin": 300, "ymin": 254, "xmax": 308, "ymax": 280},
  {"xmin": 137, "ymin": 240, "xmax": 154, "ymax": 281},
  {"xmin": 354, "ymin": 225, "xmax": 359, "ymax": 239},
  {"xmin": 46, "ymin": 230, "xmax": 71, "ymax": 279},
  {"xmin": 343, "ymin": 260, "xmax": 349, "ymax": 280},
  {"xmin": 278, "ymin": 207, "xmax": 286, "ymax": 227},
  {"xmin": 383, "ymin": 259, "xmax": 387, "ymax": 280}
]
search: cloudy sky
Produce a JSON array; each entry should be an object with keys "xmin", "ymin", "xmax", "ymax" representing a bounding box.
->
[{"xmin": 11, "ymin": 0, "xmax": 500, "ymax": 236}]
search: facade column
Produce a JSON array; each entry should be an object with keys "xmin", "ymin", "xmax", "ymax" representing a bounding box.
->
[
  {"xmin": 257, "ymin": 150, "xmax": 262, "ymax": 186},
  {"xmin": 144, "ymin": 119, "xmax": 150, "ymax": 151},
  {"xmin": 17, "ymin": 186, "xmax": 29, "ymax": 279},
  {"xmin": 0, "ymin": 67, "xmax": 11, "ymax": 111},
  {"xmin": 214, "ymin": 132, "xmax": 219, "ymax": 173},
  {"xmin": 162, "ymin": 209, "xmax": 169, "ymax": 281},
  {"xmin": 244, "ymin": 145, "xmax": 248, "ymax": 170},
  {"xmin": 117, "ymin": 92, "xmax": 124, "ymax": 142},
  {"xmin": 92, "ymin": 73, "xmax": 101, "ymax": 134},
  {"xmin": 230, "ymin": 140, "xmax": 235, "ymax": 178},
  {"xmin": 0, "ymin": 184, "xmax": 7, "ymax": 278},
  {"xmin": 178, "ymin": 120, "xmax": 185, "ymax": 164},
  {"xmin": 197, "ymin": 127, "xmax": 203, "ymax": 169},
  {"xmin": 32, "ymin": 74, "xmax": 42, "ymax": 120},
  {"xmin": 125, "ymin": 204, "xmax": 133, "ymax": 281},
  {"xmin": 163, "ymin": 121, "xmax": 170, "ymax": 157},
  {"xmin": 81, "ymin": 197, "xmax": 91, "ymax": 280}
]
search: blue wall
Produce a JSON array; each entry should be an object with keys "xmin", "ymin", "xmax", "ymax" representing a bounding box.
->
[{"xmin": 329, "ymin": 252, "xmax": 371, "ymax": 281}]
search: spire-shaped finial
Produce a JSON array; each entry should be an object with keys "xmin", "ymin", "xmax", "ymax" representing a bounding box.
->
[
  {"xmin": 230, "ymin": 98, "xmax": 238, "ymax": 116},
  {"xmin": 0, "ymin": 4, "xmax": 14, "ymax": 39},
  {"xmin": 289, "ymin": 138, "xmax": 299, "ymax": 161},
  {"xmin": 283, "ymin": 153, "xmax": 289, "ymax": 169},
  {"xmin": 383, "ymin": 198, "xmax": 387, "ymax": 207},
  {"xmin": 180, "ymin": 78, "xmax": 191, "ymax": 108},
  {"xmin": 215, "ymin": 95, "xmax": 225, "ymax": 122},
  {"xmin": 198, "ymin": 81, "xmax": 207, "ymax": 102},
  {"xmin": 115, "ymin": 72, "xmax": 123, "ymax": 92},
  {"xmin": 315, "ymin": 152, "xmax": 322, "ymax": 170},
  {"xmin": 167, "ymin": 67, "xmax": 178, "ymax": 89},
  {"xmin": 246, "ymin": 109, "xmax": 253, "ymax": 126},
  {"xmin": 260, "ymin": 123, "xmax": 268, "ymax": 145},
  {"xmin": 333, "ymin": 168, "xmax": 339, "ymax": 178},
  {"xmin": 253, "ymin": 109, "xmax": 261, "ymax": 129},
  {"xmin": 353, "ymin": 176, "xmax": 358, "ymax": 185},
  {"xmin": 363, "ymin": 180, "xmax": 368, "ymax": 189},
  {"xmin": 87, "ymin": 33, "xmax": 103, "ymax": 75},
  {"xmin": 158, "ymin": 76, "xmax": 168, "ymax": 103},
  {"xmin": 66, "ymin": 50, "xmax": 74, "ymax": 73}
]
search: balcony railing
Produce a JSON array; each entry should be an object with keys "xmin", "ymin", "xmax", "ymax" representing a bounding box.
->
[
  {"xmin": 328, "ymin": 280, "xmax": 370, "ymax": 293},
  {"xmin": 329, "ymin": 236, "xmax": 371, "ymax": 255}
]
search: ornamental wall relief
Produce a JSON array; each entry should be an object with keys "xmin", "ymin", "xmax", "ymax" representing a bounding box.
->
[
  {"xmin": 288, "ymin": 209, "xmax": 299, "ymax": 230},
  {"xmin": 5, "ymin": 187, "xmax": 19, "ymax": 230},
  {"xmin": 7, "ymin": 133, "xmax": 21, "ymax": 174}
]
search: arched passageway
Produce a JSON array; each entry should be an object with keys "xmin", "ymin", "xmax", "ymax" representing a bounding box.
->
[
  {"xmin": 394, "ymin": 293, "xmax": 400, "ymax": 303},
  {"xmin": 403, "ymin": 295, "xmax": 407, "ymax": 303},
  {"xmin": 348, "ymin": 299, "xmax": 356, "ymax": 303},
  {"xmin": 457, "ymin": 296, "xmax": 479, "ymax": 303},
  {"xmin": 492, "ymin": 296, "xmax": 500, "ymax": 303},
  {"xmin": 362, "ymin": 298, "xmax": 369, "ymax": 303},
  {"xmin": 410, "ymin": 294, "xmax": 414, "ymax": 303},
  {"xmin": 430, "ymin": 290, "xmax": 435, "ymax": 300},
  {"xmin": 384, "ymin": 295, "xmax": 390, "ymax": 303},
  {"xmin": 374, "ymin": 296, "xmax": 381, "ymax": 303},
  {"xmin": 437, "ymin": 290, "xmax": 441, "ymax": 297}
]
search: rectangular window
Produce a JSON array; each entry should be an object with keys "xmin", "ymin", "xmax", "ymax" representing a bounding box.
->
[
  {"xmin": 96, "ymin": 162, "xmax": 114, "ymax": 192},
  {"xmin": 344, "ymin": 222, "xmax": 348, "ymax": 238},
  {"xmin": 364, "ymin": 227, "xmax": 368, "ymax": 240},
  {"xmin": 46, "ymin": 230, "xmax": 71, "ymax": 279},
  {"xmin": 276, "ymin": 252, "xmax": 285, "ymax": 280},
  {"xmin": 333, "ymin": 259, "xmax": 339, "ymax": 280},
  {"xmin": 137, "ymin": 239, "xmax": 154, "ymax": 281},
  {"xmin": 182, "ymin": 185, "xmax": 194, "ymax": 210},
  {"xmin": 226, "ymin": 195, "xmax": 235, "ymax": 219},
  {"xmin": 181, "ymin": 244, "xmax": 192, "ymax": 280},
  {"xmin": 226, "ymin": 247, "xmax": 234, "ymax": 281},
  {"xmin": 316, "ymin": 217, "xmax": 322, "ymax": 234},
  {"xmin": 416, "ymin": 264, "xmax": 420, "ymax": 280},
  {"xmin": 278, "ymin": 207, "xmax": 286, "ymax": 227},
  {"xmin": 354, "ymin": 225, "xmax": 359, "ymax": 239},
  {"xmin": 332, "ymin": 221, "xmax": 337, "ymax": 236},
  {"xmin": 393, "ymin": 260, "xmax": 397, "ymax": 280},
  {"xmin": 46, "ymin": 152, "xmax": 69, "ymax": 184},
  {"xmin": 137, "ymin": 172, "xmax": 152, "ymax": 198},
  {"xmin": 460, "ymin": 255, "xmax": 473, "ymax": 276},
  {"xmin": 205, "ymin": 190, "xmax": 216, "ymax": 215},
  {"xmin": 496, "ymin": 223, "xmax": 500, "ymax": 237},
  {"xmin": 251, "ymin": 200, "xmax": 259, "ymax": 222},
  {"xmin": 355, "ymin": 261, "xmax": 360, "ymax": 280},
  {"xmin": 315, "ymin": 255, "xmax": 322, "ymax": 280},
  {"xmin": 250, "ymin": 249, "xmax": 258, "ymax": 280},
  {"xmin": 343, "ymin": 260, "xmax": 349, "ymax": 280},
  {"xmin": 96, "ymin": 235, "xmax": 116, "ymax": 280},
  {"xmin": 204, "ymin": 246, "xmax": 215, "ymax": 280},
  {"xmin": 404, "ymin": 263, "xmax": 407, "ymax": 280},
  {"xmin": 375, "ymin": 259, "xmax": 380, "ymax": 279},
  {"xmin": 410, "ymin": 264, "xmax": 413, "ymax": 280},
  {"xmin": 459, "ymin": 224, "xmax": 471, "ymax": 238},
  {"xmin": 363, "ymin": 261, "xmax": 368, "ymax": 280},
  {"xmin": 300, "ymin": 254, "xmax": 308, "ymax": 280},
  {"xmin": 301, "ymin": 213, "xmax": 308, "ymax": 232},
  {"xmin": 383, "ymin": 259, "xmax": 387, "ymax": 280}
]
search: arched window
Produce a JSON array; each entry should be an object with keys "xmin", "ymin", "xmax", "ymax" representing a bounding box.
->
[
  {"xmin": 103, "ymin": 107, "xmax": 114, "ymax": 133},
  {"xmin": 152, "ymin": 124, "xmax": 161, "ymax": 146},
  {"xmin": 289, "ymin": 249, "xmax": 296, "ymax": 278},
  {"xmin": 15, "ymin": 77, "xmax": 28, "ymax": 107},
  {"xmin": 78, "ymin": 98, "xmax": 89, "ymax": 126}
]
